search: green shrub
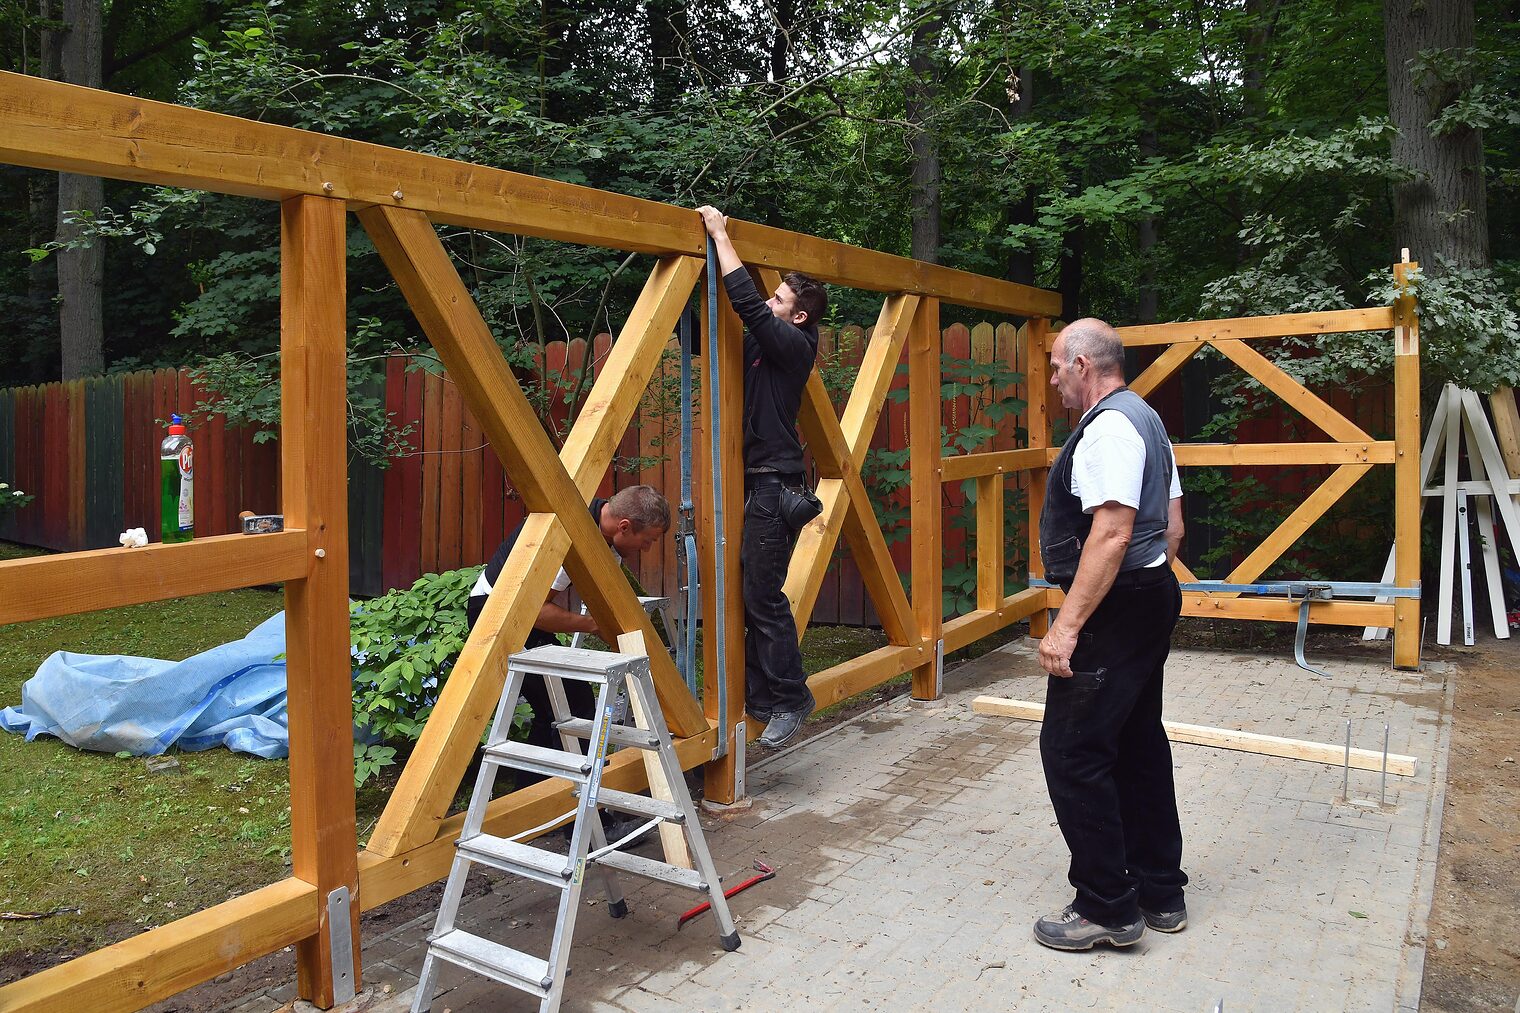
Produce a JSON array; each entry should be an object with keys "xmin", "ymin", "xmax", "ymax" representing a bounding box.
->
[{"xmin": 349, "ymin": 566, "xmax": 529, "ymax": 786}]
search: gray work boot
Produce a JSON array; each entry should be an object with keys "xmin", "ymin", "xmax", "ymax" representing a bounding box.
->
[
  {"xmin": 757, "ymin": 693, "xmax": 816, "ymax": 747},
  {"xmin": 1033, "ymin": 905, "xmax": 1145, "ymax": 951},
  {"xmin": 1140, "ymin": 906, "xmax": 1187, "ymax": 933}
]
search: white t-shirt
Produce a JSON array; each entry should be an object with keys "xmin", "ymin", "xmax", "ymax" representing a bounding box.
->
[
  {"xmin": 1069, "ymin": 406, "xmax": 1182, "ymax": 567},
  {"xmin": 471, "ymin": 565, "xmax": 572, "ymax": 599}
]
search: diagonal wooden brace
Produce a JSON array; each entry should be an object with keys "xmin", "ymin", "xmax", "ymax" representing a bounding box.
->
[{"xmin": 359, "ymin": 206, "xmax": 704, "ymax": 855}]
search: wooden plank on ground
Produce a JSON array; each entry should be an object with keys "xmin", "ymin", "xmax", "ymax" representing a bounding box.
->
[{"xmin": 970, "ymin": 696, "xmax": 1417, "ymax": 775}]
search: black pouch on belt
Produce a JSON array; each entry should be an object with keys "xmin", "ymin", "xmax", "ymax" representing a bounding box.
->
[{"xmin": 778, "ymin": 484, "xmax": 823, "ymax": 530}]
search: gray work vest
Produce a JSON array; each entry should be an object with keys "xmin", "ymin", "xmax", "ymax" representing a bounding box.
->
[{"xmin": 1039, "ymin": 387, "xmax": 1173, "ymax": 584}]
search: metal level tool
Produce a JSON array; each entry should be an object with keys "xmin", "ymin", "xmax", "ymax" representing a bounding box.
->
[{"xmin": 410, "ymin": 644, "xmax": 740, "ymax": 1013}]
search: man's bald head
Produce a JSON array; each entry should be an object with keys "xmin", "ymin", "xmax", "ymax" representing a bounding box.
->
[{"xmin": 1057, "ymin": 318, "xmax": 1126, "ymax": 378}]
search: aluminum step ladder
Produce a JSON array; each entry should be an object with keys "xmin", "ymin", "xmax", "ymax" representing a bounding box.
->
[{"xmin": 411, "ymin": 644, "xmax": 740, "ymax": 1013}]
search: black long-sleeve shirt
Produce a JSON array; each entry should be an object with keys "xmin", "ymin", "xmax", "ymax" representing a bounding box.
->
[{"xmin": 722, "ymin": 268, "xmax": 819, "ymax": 474}]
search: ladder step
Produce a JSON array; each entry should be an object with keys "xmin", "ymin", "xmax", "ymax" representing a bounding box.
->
[
  {"xmin": 483, "ymin": 740, "xmax": 596, "ymax": 782},
  {"xmin": 509, "ymin": 644, "xmax": 643, "ymax": 681},
  {"xmin": 556, "ymin": 717, "xmax": 660, "ymax": 750},
  {"xmin": 457, "ymin": 833, "xmax": 575, "ymax": 887},
  {"xmin": 429, "ymin": 929, "xmax": 552, "ymax": 996},
  {"xmin": 594, "ymin": 849, "xmax": 708, "ymax": 892},
  {"xmin": 582, "ymin": 786, "xmax": 686, "ymax": 824}
]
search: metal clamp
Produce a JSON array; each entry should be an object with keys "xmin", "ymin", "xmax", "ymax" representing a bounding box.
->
[
  {"xmin": 1291, "ymin": 583, "xmax": 1334, "ymax": 678},
  {"xmin": 326, "ymin": 886, "xmax": 356, "ymax": 1005}
]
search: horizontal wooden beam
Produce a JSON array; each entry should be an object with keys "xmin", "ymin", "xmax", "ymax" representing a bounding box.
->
[
  {"xmin": 807, "ymin": 642, "xmax": 928, "ymax": 711},
  {"xmin": 943, "ymin": 587, "xmax": 1050, "ymax": 652},
  {"xmin": 1116, "ymin": 308, "xmax": 1395, "ymax": 347},
  {"xmin": 971, "ymin": 696, "xmax": 1416, "ymax": 775},
  {"xmin": 1172, "ymin": 442, "xmax": 1395, "ymax": 467},
  {"xmin": 1045, "ymin": 587, "xmax": 1394, "ymax": 626},
  {"xmin": 0, "ymin": 878, "xmax": 316, "ymax": 1013},
  {"xmin": 941, "ymin": 448, "xmax": 1054, "ymax": 482},
  {"xmin": 0, "ymin": 73, "xmax": 1060, "ymax": 314},
  {"xmin": 0, "ymin": 530, "xmax": 309, "ymax": 624}
]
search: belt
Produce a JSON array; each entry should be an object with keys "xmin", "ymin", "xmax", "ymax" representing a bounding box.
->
[
  {"xmin": 1056, "ymin": 566, "xmax": 1175, "ymax": 594},
  {"xmin": 745, "ymin": 471, "xmax": 805, "ymax": 489}
]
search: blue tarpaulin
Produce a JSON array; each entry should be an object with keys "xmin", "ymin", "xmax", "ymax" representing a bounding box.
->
[{"xmin": 0, "ymin": 612, "xmax": 293, "ymax": 758}]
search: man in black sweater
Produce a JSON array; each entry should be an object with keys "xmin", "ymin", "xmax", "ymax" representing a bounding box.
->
[
  {"xmin": 697, "ymin": 205, "xmax": 828, "ymax": 747},
  {"xmin": 467, "ymin": 485, "xmax": 669, "ymax": 765}
]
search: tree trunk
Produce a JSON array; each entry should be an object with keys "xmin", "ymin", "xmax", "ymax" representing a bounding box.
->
[
  {"xmin": 648, "ymin": 0, "xmax": 688, "ymax": 107},
  {"xmin": 55, "ymin": 0, "xmax": 105, "ymax": 380},
  {"xmin": 1004, "ymin": 62, "xmax": 1037, "ymax": 287},
  {"xmin": 769, "ymin": 0, "xmax": 794, "ymax": 83},
  {"xmin": 1383, "ymin": 0, "xmax": 1489, "ymax": 270},
  {"xmin": 1137, "ymin": 118, "xmax": 1159, "ymax": 324},
  {"xmin": 1242, "ymin": 0, "xmax": 1282, "ymax": 121},
  {"xmin": 1058, "ymin": 226, "xmax": 1083, "ymax": 322},
  {"xmin": 907, "ymin": 15, "xmax": 942, "ymax": 264}
]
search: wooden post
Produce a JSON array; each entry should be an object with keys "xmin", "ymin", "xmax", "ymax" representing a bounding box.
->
[
  {"xmin": 909, "ymin": 298, "xmax": 943, "ymax": 699},
  {"xmin": 279, "ymin": 195, "xmax": 360, "ymax": 1006},
  {"xmin": 701, "ymin": 272, "xmax": 746, "ymax": 805},
  {"xmin": 1025, "ymin": 318, "xmax": 1051, "ymax": 636},
  {"xmin": 977, "ymin": 473, "xmax": 1004, "ymax": 611},
  {"xmin": 1392, "ymin": 259, "xmax": 1422, "ymax": 669}
]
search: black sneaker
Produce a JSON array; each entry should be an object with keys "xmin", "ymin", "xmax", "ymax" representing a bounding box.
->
[
  {"xmin": 1033, "ymin": 905, "xmax": 1145, "ymax": 951},
  {"xmin": 756, "ymin": 693, "xmax": 816, "ymax": 748},
  {"xmin": 1140, "ymin": 906, "xmax": 1187, "ymax": 933}
]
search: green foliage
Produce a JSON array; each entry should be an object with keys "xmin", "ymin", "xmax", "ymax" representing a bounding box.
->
[
  {"xmin": 0, "ymin": 481, "xmax": 32, "ymax": 515},
  {"xmin": 1367, "ymin": 258, "xmax": 1520, "ymax": 394},
  {"xmin": 348, "ymin": 566, "xmax": 530, "ymax": 786}
]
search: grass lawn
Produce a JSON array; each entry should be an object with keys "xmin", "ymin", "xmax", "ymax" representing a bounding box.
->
[{"xmin": 0, "ymin": 539, "xmax": 915, "ymax": 982}]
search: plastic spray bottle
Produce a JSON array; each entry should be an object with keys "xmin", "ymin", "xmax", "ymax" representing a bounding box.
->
[{"xmin": 160, "ymin": 414, "xmax": 194, "ymax": 543}]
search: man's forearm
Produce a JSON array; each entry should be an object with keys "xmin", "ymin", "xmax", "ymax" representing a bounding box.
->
[
  {"xmin": 1052, "ymin": 534, "xmax": 1127, "ymax": 635},
  {"xmin": 536, "ymin": 602, "xmax": 597, "ymax": 635},
  {"xmin": 707, "ymin": 224, "xmax": 744, "ymax": 276}
]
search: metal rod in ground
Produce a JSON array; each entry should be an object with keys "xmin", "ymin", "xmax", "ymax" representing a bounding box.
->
[
  {"xmin": 1381, "ymin": 723, "xmax": 1390, "ymax": 806},
  {"xmin": 1343, "ymin": 720, "xmax": 1352, "ymax": 802}
]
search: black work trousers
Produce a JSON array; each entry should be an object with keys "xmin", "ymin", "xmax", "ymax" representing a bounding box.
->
[
  {"xmin": 1040, "ymin": 569, "xmax": 1187, "ymax": 926},
  {"xmin": 740, "ymin": 476, "xmax": 810, "ymax": 716},
  {"xmin": 465, "ymin": 595, "xmax": 594, "ymax": 788}
]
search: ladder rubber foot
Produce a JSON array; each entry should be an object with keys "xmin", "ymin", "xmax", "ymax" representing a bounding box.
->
[
  {"xmin": 720, "ymin": 932, "xmax": 741, "ymax": 952},
  {"xmin": 608, "ymin": 899, "xmax": 628, "ymax": 919}
]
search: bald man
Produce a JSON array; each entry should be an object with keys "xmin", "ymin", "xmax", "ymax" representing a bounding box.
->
[{"xmin": 1031, "ymin": 318, "xmax": 1188, "ymax": 952}]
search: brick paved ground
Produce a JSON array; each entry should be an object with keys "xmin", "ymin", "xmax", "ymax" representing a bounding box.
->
[{"xmin": 229, "ymin": 638, "xmax": 1452, "ymax": 1012}]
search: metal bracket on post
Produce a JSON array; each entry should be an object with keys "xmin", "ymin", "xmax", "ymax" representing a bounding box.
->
[
  {"xmin": 933, "ymin": 638, "xmax": 946, "ymax": 698},
  {"xmin": 325, "ymin": 885, "xmax": 357, "ymax": 1005},
  {"xmin": 733, "ymin": 721, "xmax": 746, "ymax": 799}
]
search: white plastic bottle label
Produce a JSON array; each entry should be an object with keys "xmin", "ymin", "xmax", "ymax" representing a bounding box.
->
[{"xmin": 178, "ymin": 445, "xmax": 194, "ymax": 531}]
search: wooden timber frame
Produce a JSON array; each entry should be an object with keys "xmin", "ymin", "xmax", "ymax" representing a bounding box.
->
[{"xmin": 0, "ymin": 69, "xmax": 1418, "ymax": 1011}]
